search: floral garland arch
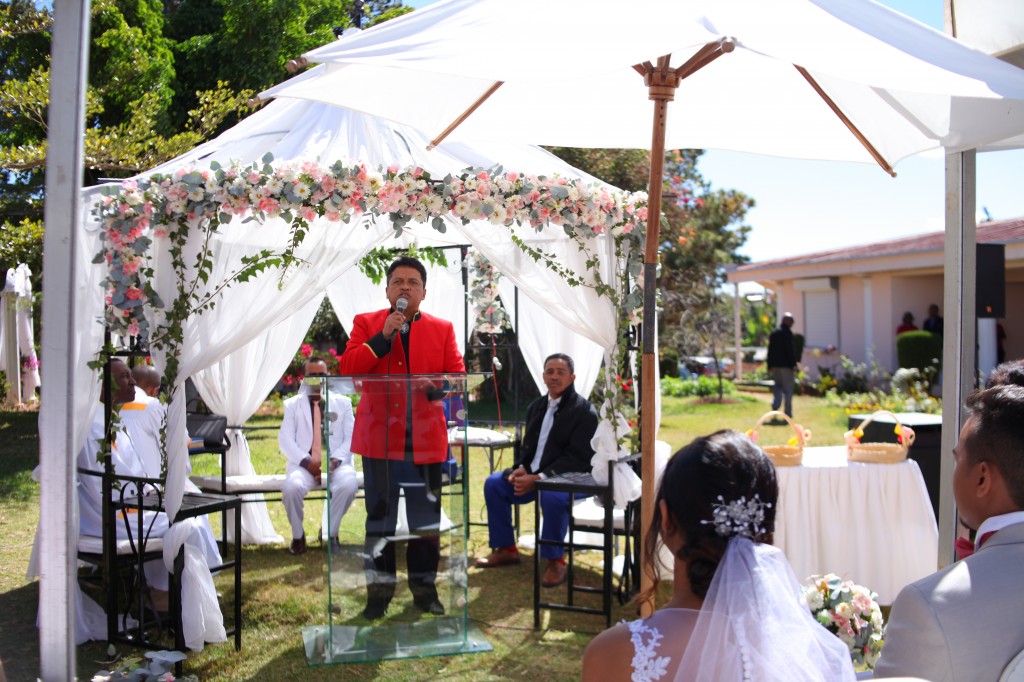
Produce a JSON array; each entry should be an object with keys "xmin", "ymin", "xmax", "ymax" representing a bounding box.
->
[
  {"xmin": 94, "ymin": 158, "xmax": 649, "ymax": 484},
  {"xmin": 464, "ymin": 249, "xmax": 510, "ymax": 337},
  {"xmin": 97, "ymin": 155, "xmax": 647, "ymax": 347}
]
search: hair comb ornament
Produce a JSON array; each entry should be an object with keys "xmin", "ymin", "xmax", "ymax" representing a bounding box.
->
[{"xmin": 701, "ymin": 494, "xmax": 771, "ymax": 539}]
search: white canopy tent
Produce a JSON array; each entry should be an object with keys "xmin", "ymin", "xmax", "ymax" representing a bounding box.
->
[
  {"xmin": 74, "ymin": 96, "xmax": 626, "ymax": 531},
  {"xmin": 265, "ymin": 0, "xmax": 1024, "ymax": 168},
  {"xmin": 39, "ymin": 95, "xmax": 632, "ymax": 646}
]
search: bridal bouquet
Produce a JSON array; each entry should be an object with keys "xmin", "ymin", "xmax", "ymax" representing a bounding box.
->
[{"xmin": 803, "ymin": 573, "xmax": 885, "ymax": 670}]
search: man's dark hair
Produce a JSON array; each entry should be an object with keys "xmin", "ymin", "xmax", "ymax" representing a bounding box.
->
[
  {"xmin": 304, "ymin": 357, "xmax": 327, "ymax": 374},
  {"xmin": 964, "ymin": 384, "xmax": 1024, "ymax": 507},
  {"xmin": 132, "ymin": 364, "xmax": 161, "ymax": 391},
  {"xmin": 544, "ymin": 352, "xmax": 574, "ymax": 374},
  {"xmin": 986, "ymin": 359, "xmax": 1024, "ymax": 389},
  {"xmin": 386, "ymin": 256, "xmax": 427, "ymax": 287}
]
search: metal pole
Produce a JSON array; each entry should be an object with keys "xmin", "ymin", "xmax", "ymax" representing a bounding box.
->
[
  {"xmin": 733, "ymin": 283, "xmax": 742, "ymax": 382},
  {"xmin": 938, "ymin": 150, "xmax": 977, "ymax": 569},
  {"xmin": 39, "ymin": 1, "xmax": 92, "ymax": 678}
]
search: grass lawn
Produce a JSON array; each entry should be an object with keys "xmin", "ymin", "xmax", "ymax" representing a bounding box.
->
[{"xmin": 0, "ymin": 392, "xmax": 850, "ymax": 681}]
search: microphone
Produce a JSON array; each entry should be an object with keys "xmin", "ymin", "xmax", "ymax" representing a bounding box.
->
[{"xmin": 389, "ymin": 297, "xmax": 409, "ymax": 340}]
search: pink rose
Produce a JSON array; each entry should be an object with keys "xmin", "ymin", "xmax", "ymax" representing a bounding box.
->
[{"xmin": 125, "ymin": 287, "xmax": 142, "ymax": 301}]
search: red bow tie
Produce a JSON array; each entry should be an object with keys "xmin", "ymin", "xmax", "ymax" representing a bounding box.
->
[{"xmin": 954, "ymin": 530, "xmax": 996, "ymax": 560}]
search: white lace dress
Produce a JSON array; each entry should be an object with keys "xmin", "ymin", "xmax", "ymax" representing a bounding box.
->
[{"xmin": 626, "ymin": 608, "xmax": 699, "ymax": 682}]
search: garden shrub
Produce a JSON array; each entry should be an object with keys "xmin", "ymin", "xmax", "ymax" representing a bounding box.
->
[
  {"xmin": 660, "ymin": 375, "xmax": 737, "ymax": 398},
  {"xmin": 896, "ymin": 331, "xmax": 942, "ymax": 372}
]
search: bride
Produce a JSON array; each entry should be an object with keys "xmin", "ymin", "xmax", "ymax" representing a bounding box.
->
[{"xmin": 582, "ymin": 430, "xmax": 854, "ymax": 682}]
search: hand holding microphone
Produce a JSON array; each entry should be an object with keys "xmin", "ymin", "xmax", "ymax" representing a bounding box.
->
[{"xmin": 386, "ymin": 297, "xmax": 409, "ymax": 340}]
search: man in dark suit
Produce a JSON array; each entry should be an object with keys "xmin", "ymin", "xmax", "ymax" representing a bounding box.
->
[
  {"xmin": 767, "ymin": 312, "xmax": 797, "ymax": 418},
  {"xmin": 475, "ymin": 353, "xmax": 598, "ymax": 588}
]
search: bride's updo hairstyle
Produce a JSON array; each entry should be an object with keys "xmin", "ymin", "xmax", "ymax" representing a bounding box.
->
[{"xmin": 642, "ymin": 430, "xmax": 778, "ymax": 600}]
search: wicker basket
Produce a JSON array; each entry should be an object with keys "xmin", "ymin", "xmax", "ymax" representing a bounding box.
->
[
  {"xmin": 845, "ymin": 411, "xmax": 915, "ymax": 464},
  {"xmin": 747, "ymin": 411, "xmax": 811, "ymax": 467}
]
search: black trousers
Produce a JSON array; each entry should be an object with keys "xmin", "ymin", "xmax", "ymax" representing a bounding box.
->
[{"xmin": 362, "ymin": 457, "xmax": 442, "ymax": 606}]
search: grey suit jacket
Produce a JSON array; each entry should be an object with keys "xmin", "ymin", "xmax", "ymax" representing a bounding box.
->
[{"xmin": 874, "ymin": 521, "xmax": 1024, "ymax": 682}]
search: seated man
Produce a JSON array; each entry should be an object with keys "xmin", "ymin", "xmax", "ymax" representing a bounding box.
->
[
  {"xmin": 78, "ymin": 360, "xmax": 170, "ymax": 600},
  {"xmin": 118, "ymin": 363, "xmax": 221, "ymax": 560},
  {"xmin": 475, "ymin": 353, "xmax": 598, "ymax": 588},
  {"xmin": 874, "ymin": 384, "xmax": 1024, "ymax": 681},
  {"xmin": 119, "ymin": 364, "xmax": 172, "ymax": 479},
  {"xmin": 279, "ymin": 357, "xmax": 358, "ymax": 555}
]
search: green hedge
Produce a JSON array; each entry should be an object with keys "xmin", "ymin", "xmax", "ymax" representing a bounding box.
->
[
  {"xmin": 660, "ymin": 375, "xmax": 737, "ymax": 398},
  {"xmin": 896, "ymin": 331, "xmax": 942, "ymax": 372}
]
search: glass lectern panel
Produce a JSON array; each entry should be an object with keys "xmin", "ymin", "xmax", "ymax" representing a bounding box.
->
[{"xmin": 301, "ymin": 374, "xmax": 491, "ymax": 665}]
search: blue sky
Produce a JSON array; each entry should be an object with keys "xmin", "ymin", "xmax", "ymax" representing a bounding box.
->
[{"xmin": 402, "ymin": 0, "xmax": 1024, "ymax": 262}]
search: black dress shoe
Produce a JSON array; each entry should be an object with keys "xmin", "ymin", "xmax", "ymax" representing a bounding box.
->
[
  {"xmin": 328, "ymin": 537, "xmax": 342, "ymax": 554},
  {"xmin": 289, "ymin": 535, "xmax": 307, "ymax": 555},
  {"xmin": 414, "ymin": 597, "xmax": 445, "ymax": 616},
  {"xmin": 362, "ymin": 601, "xmax": 388, "ymax": 620}
]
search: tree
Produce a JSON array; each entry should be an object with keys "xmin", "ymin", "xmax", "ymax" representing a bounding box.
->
[
  {"xmin": 164, "ymin": 0, "xmax": 355, "ymax": 127},
  {"xmin": 544, "ymin": 146, "xmax": 755, "ymax": 363},
  {"xmin": 658, "ymin": 150, "xmax": 753, "ymax": 356}
]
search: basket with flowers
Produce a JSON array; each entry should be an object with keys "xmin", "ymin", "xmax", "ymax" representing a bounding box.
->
[
  {"xmin": 803, "ymin": 573, "xmax": 885, "ymax": 671},
  {"xmin": 844, "ymin": 410, "xmax": 915, "ymax": 463}
]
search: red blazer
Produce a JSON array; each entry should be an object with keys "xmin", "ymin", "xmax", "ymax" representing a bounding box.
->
[{"xmin": 339, "ymin": 308, "xmax": 465, "ymax": 464}]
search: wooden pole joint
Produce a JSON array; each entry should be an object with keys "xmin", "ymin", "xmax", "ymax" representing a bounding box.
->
[
  {"xmin": 285, "ymin": 57, "xmax": 309, "ymax": 73},
  {"xmin": 643, "ymin": 55, "xmax": 681, "ymax": 102}
]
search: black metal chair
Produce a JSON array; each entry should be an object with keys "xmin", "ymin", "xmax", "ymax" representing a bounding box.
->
[{"xmin": 532, "ymin": 453, "xmax": 640, "ymax": 628}]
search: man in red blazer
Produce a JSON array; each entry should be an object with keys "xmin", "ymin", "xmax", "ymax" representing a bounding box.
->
[{"xmin": 340, "ymin": 256, "xmax": 465, "ymax": 620}]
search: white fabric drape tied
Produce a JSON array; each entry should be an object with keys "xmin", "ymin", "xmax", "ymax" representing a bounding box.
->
[
  {"xmin": 163, "ymin": 518, "xmax": 226, "ymax": 651},
  {"xmin": 590, "ymin": 398, "xmax": 642, "ymax": 508}
]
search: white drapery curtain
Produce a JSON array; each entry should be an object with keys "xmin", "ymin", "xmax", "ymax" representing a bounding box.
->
[
  {"xmin": 497, "ymin": 276, "xmax": 604, "ymax": 398},
  {"xmin": 190, "ymin": 295, "xmax": 325, "ymax": 544},
  {"xmin": 1, "ymin": 263, "xmax": 41, "ymax": 400},
  {"xmin": 152, "ymin": 214, "xmax": 388, "ymax": 520},
  {"xmin": 328, "ymin": 241, "xmax": 468, "ymax": 357}
]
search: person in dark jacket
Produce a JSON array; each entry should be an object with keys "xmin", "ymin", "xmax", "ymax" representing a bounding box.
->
[
  {"xmin": 766, "ymin": 313, "xmax": 797, "ymax": 418},
  {"xmin": 475, "ymin": 353, "xmax": 598, "ymax": 588}
]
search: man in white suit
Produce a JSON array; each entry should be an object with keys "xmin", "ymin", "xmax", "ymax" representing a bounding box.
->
[
  {"xmin": 279, "ymin": 357, "xmax": 358, "ymax": 555},
  {"xmin": 875, "ymin": 384, "xmax": 1024, "ymax": 681}
]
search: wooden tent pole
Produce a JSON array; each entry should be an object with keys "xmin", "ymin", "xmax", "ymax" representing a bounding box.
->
[
  {"xmin": 635, "ymin": 40, "xmax": 734, "ymax": 617},
  {"xmin": 428, "ymin": 81, "xmax": 505, "ymax": 150},
  {"xmin": 795, "ymin": 66, "xmax": 896, "ymax": 177},
  {"xmin": 638, "ymin": 54, "xmax": 679, "ymax": 618}
]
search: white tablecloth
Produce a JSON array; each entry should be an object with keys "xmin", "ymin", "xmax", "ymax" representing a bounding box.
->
[{"xmin": 775, "ymin": 446, "xmax": 938, "ymax": 604}]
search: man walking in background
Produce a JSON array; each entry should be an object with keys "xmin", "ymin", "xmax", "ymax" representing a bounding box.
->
[{"xmin": 767, "ymin": 313, "xmax": 797, "ymax": 418}]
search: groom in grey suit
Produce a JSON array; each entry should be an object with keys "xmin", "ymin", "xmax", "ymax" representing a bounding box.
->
[{"xmin": 875, "ymin": 384, "xmax": 1024, "ymax": 681}]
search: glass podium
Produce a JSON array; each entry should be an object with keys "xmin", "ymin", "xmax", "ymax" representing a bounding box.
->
[{"xmin": 301, "ymin": 373, "xmax": 492, "ymax": 665}]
